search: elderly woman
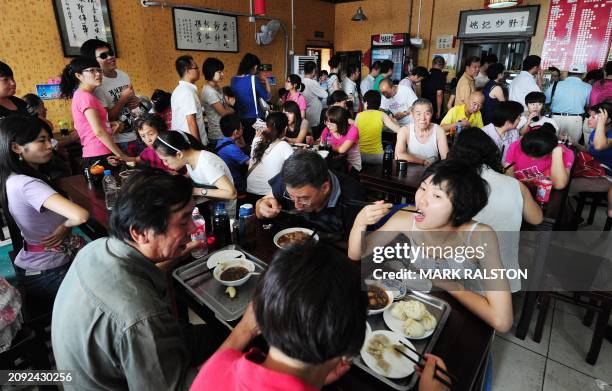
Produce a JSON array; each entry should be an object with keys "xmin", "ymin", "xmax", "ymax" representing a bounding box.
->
[
  {"xmin": 395, "ymin": 98, "xmax": 448, "ymax": 166},
  {"xmin": 348, "ymin": 160, "xmax": 513, "ymax": 332}
]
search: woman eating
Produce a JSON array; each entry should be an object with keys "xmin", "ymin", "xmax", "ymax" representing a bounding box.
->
[
  {"xmin": 282, "ymin": 101, "xmax": 311, "ymax": 144},
  {"xmin": 395, "ymin": 99, "xmax": 448, "ymax": 166},
  {"xmin": 0, "ymin": 115, "xmax": 89, "ymax": 307},
  {"xmin": 320, "ymin": 106, "xmax": 362, "ymax": 172},
  {"xmin": 505, "ymin": 123, "xmax": 574, "ymax": 190},
  {"xmin": 247, "ymin": 112, "xmax": 294, "ymax": 197},
  {"xmin": 153, "ymin": 130, "xmax": 237, "ymax": 216},
  {"xmin": 282, "ymin": 74, "xmax": 307, "ymax": 119},
  {"xmin": 59, "ymin": 56, "xmax": 126, "ymax": 167},
  {"xmin": 348, "ymin": 160, "xmax": 513, "ymax": 332}
]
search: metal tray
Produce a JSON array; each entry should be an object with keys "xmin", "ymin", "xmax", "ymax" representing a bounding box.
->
[
  {"xmin": 354, "ymin": 290, "xmax": 451, "ymax": 391},
  {"xmin": 173, "ymin": 245, "xmax": 267, "ymax": 322}
]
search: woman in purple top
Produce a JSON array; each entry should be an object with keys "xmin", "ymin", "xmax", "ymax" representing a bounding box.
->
[
  {"xmin": 230, "ymin": 53, "xmax": 271, "ymax": 146},
  {"xmin": 0, "ymin": 115, "xmax": 89, "ymax": 306}
]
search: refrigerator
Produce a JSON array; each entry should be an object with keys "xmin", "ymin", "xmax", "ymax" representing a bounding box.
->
[{"xmin": 371, "ymin": 33, "xmax": 418, "ymax": 83}]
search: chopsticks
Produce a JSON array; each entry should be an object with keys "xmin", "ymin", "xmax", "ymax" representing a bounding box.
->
[
  {"xmin": 503, "ymin": 162, "xmax": 516, "ymax": 172},
  {"xmin": 396, "ymin": 340, "xmax": 457, "ymax": 389},
  {"xmin": 182, "ymin": 267, "xmax": 214, "ymax": 283},
  {"xmin": 343, "ymin": 200, "xmax": 418, "ymax": 214}
]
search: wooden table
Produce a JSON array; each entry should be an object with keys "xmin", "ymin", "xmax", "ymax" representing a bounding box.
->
[
  {"xmin": 359, "ymin": 161, "xmax": 426, "ymax": 203},
  {"xmin": 57, "ymin": 174, "xmax": 494, "ymax": 391}
]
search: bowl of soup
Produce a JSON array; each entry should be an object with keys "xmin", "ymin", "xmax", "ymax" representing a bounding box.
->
[{"xmin": 213, "ymin": 258, "xmax": 256, "ymax": 287}]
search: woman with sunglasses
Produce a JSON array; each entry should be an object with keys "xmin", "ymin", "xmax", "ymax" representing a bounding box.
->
[
  {"xmin": 348, "ymin": 160, "xmax": 513, "ymax": 333},
  {"xmin": 60, "ymin": 56, "xmax": 126, "ymax": 167}
]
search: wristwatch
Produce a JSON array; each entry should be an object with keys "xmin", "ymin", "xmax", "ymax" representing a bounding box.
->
[{"xmin": 200, "ymin": 188, "xmax": 208, "ymax": 196}]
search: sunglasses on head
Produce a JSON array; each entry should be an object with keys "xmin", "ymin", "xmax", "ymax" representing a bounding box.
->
[{"xmin": 97, "ymin": 49, "xmax": 115, "ymax": 60}]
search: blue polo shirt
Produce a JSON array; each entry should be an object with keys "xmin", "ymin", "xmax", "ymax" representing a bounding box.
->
[
  {"xmin": 588, "ymin": 129, "xmax": 612, "ymax": 175},
  {"xmin": 550, "ymin": 76, "xmax": 592, "ymax": 115},
  {"xmin": 230, "ymin": 75, "xmax": 271, "ymax": 119},
  {"xmin": 216, "ymin": 137, "xmax": 249, "ymax": 193}
]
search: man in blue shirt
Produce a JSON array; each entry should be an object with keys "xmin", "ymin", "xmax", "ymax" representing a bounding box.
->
[
  {"xmin": 550, "ymin": 67, "xmax": 592, "ymax": 144},
  {"xmin": 217, "ymin": 113, "xmax": 250, "ymax": 195}
]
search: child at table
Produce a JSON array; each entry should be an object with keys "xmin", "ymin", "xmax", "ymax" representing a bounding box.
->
[
  {"xmin": 125, "ymin": 114, "xmax": 174, "ymax": 172},
  {"xmin": 190, "ymin": 243, "xmax": 368, "ymax": 390},
  {"xmin": 505, "ymin": 123, "xmax": 574, "ymax": 190},
  {"xmin": 320, "ymin": 106, "xmax": 361, "ymax": 172},
  {"xmin": 517, "ymin": 92, "xmax": 559, "ymax": 135}
]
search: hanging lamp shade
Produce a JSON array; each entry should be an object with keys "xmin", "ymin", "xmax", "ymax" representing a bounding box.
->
[
  {"xmin": 351, "ymin": 7, "xmax": 368, "ymax": 22},
  {"xmin": 485, "ymin": 0, "xmax": 521, "ymax": 8}
]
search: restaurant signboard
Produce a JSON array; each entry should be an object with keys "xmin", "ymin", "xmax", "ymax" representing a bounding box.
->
[{"xmin": 457, "ymin": 5, "xmax": 539, "ymax": 39}]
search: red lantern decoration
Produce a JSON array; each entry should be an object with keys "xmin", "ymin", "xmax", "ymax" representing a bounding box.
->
[{"xmin": 254, "ymin": 0, "xmax": 266, "ymax": 15}]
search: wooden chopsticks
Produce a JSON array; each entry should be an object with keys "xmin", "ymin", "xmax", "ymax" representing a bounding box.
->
[
  {"xmin": 343, "ymin": 200, "xmax": 419, "ymax": 214},
  {"xmin": 395, "ymin": 340, "xmax": 456, "ymax": 389}
]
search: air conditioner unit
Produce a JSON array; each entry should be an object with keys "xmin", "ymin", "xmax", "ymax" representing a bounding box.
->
[{"xmin": 291, "ymin": 55, "xmax": 318, "ymax": 77}]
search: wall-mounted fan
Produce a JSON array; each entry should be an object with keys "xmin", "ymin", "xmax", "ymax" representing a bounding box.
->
[{"xmin": 256, "ymin": 19, "xmax": 281, "ymax": 45}]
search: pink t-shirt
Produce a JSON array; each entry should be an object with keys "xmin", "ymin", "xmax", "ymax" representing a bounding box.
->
[
  {"xmin": 589, "ymin": 80, "xmax": 612, "ymax": 106},
  {"xmin": 72, "ymin": 89, "xmax": 113, "ymax": 158},
  {"xmin": 139, "ymin": 147, "xmax": 171, "ymax": 171},
  {"xmin": 190, "ymin": 348, "xmax": 318, "ymax": 391},
  {"xmin": 284, "ymin": 92, "xmax": 307, "ymax": 113},
  {"xmin": 505, "ymin": 141, "xmax": 574, "ymax": 182},
  {"xmin": 321, "ymin": 124, "xmax": 361, "ymax": 171}
]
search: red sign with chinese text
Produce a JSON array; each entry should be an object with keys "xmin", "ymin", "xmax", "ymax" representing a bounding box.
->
[
  {"xmin": 541, "ymin": 0, "xmax": 612, "ymax": 72},
  {"xmin": 371, "ymin": 33, "xmax": 407, "ymax": 46}
]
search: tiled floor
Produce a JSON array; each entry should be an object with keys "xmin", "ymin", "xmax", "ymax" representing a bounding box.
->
[{"xmin": 493, "ymin": 296, "xmax": 612, "ymax": 391}]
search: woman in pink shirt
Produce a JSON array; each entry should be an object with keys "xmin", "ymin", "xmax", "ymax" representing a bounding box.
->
[
  {"xmin": 589, "ymin": 61, "xmax": 612, "ymax": 106},
  {"xmin": 505, "ymin": 123, "xmax": 574, "ymax": 190},
  {"xmin": 60, "ymin": 56, "xmax": 125, "ymax": 167},
  {"xmin": 190, "ymin": 243, "xmax": 368, "ymax": 391},
  {"xmin": 320, "ymin": 106, "xmax": 361, "ymax": 172},
  {"xmin": 283, "ymin": 74, "xmax": 307, "ymax": 119}
]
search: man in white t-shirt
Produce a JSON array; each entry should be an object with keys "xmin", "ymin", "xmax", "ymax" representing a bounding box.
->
[
  {"xmin": 80, "ymin": 39, "xmax": 139, "ymax": 154},
  {"xmin": 342, "ymin": 65, "xmax": 360, "ymax": 111},
  {"xmin": 379, "ymin": 78, "xmax": 417, "ymax": 126},
  {"xmin": 508, "ymin": 55, "xmax": 542, "ymax": 111},
  {"xmin": 171, "ymin": 55, "xmax": 208, "ymax": 145}
]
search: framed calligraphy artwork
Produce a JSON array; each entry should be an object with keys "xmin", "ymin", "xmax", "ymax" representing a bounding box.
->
[
  {"xmin": 457, "ymin": 6, "xmax": 539, "ymax": 39},
  {"xmin": 52, "ymin": 0, "xmax": 117, "ymax": 57},
  {"xmin": 172, "ymin": 8, "xmax": 239, "ymax": 52}
]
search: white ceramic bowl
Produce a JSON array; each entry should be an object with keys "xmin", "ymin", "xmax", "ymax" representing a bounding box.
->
[
  {"xmin": 366, "ymin": 283, "xmax": 394, "ymax": 315},
  {"xmin": 273, "ymin": 228, "xmax": 319, "ymax": 249},
  {"xmin": 213, "ymin": 258, "xmax": 256, "ymax": 287}
]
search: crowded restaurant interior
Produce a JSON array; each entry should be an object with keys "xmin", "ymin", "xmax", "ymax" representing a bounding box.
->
[{"xmin": 1, "ymin": 0, "xmax": 612, "ymax": 390}]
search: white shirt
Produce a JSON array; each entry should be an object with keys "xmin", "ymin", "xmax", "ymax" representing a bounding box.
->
[
  {"xmin": 302, "ymin": 77, "xmax": 328, "ymax": 127},
  {"xmin": 187, "ymin": 150, "xmax": 235, "ymax": 216},
  {"xmin": 517, "ymin": 115, "xmax": 559, "ymax": 133},
  {"xmin": 171, "ymin": 80, "xmax": 208, "ymax": 145},
  {"xmin": 360, "ymin": 74, "xmax": 375, "ymax": 94},
  {"xmin": 508, "ymin": 71, "xmax": 540, "ymax": 111},
  {"xmin": 474, "ymin": 166, "xmax": 523, "ymax": 292},
  {"xmin": 381, "ymin": 84, "xmax": 418, "ymax": 125},
  {"xmin": 94, "ymin": 69, "xmax": 137, "ymax": 144},
  {"xmin": 342, "ymin": 77, "xmax": 359, "ymax": 109},
  {"xmin": 475, "ymin": 72, "xmax": 489, "ymax": 89},
  {"xmin": 247, "ymin": 137, "xmax": 294, "ymax": 195}
]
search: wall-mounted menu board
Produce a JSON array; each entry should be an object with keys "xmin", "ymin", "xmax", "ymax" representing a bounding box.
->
[
  {"xmin": 172, "ymin": 7, "xmax": 239, "ymax": 52},
  {"xmin": 541, "ymin": 0, "xmax": 612, "ymax": 71}
]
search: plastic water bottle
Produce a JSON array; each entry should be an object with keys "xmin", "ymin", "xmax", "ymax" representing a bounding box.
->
[
  {"xmin": 455, "ymin": 121, "xmax": 463, "ymax": 136},
  {"xmin": 238, "ymin": 204, "xmax": 257, "ymax": 250},
  {"xmin": 191, "ymin": 208, "xmax": 208, "ymax": 259},
  {"xmin": 102, "ymin": 170, "xmax": 118, "ymax": 210},
  {"xmin": 383, "ymin": 144, "xmax": 394, "ymax": 176},
  {"xmin": 212, "ymin": 203, "xmax": 231, "ymax": 248}
]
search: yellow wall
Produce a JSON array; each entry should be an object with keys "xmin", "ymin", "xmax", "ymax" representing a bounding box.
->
[
  {"xmin": 0, "ymin": 0, "xmax": 335, "ymax": 129},
  {"xmin": 335, "ymin": 0, "xmax": 550, "ymax": 78}
]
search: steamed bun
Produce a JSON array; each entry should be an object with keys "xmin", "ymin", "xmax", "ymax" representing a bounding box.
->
[
  {"xmin": 403, "ymin": 318, "xmax": 425, "ymax": 338},
  {"xmin": 403, "ymin": 300, "xmax": 427, "ymax": 320},
  {"xmin": 390, "ymin": 302, "xmax": 409, "ymax": 320},
  {"xmin": 420, "ymin": 312, "xmax": 437, "ymax": 331}
]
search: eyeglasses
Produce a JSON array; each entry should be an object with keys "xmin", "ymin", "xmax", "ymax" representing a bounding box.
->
[
  {"xmin": 82, "ymin": 68, "xmax": 103, "ymax": 74},
  {"xmin": 96, "ymin": 49, "xmax": 114, "ymax": 60},
  {"xmin": 283, "ymin": 190, "xmax": 312, "ymax": 206}
]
